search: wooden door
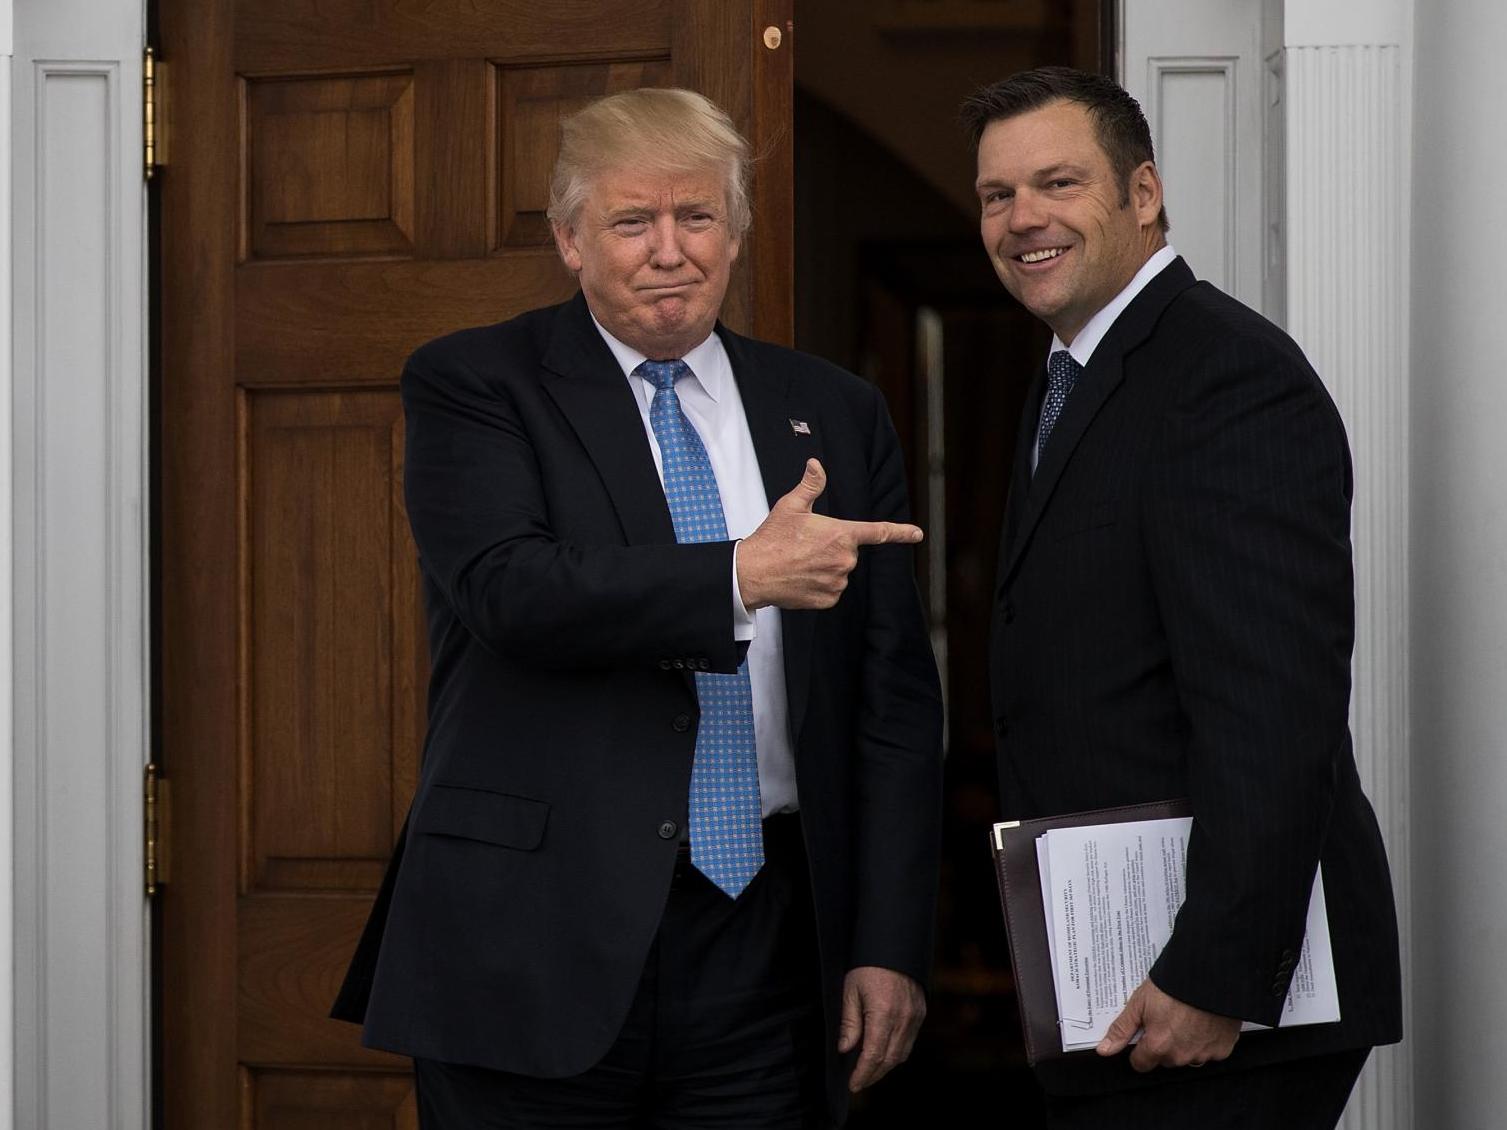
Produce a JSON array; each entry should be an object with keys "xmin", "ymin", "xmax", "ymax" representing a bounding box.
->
[{"xmin": 156, "ymin": 3, "xmax": 793, "ymax": 1125}]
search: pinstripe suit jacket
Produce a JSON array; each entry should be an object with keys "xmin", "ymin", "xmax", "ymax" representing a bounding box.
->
[
  {"xmin": 332, "ymin": 294, "xmax": 943, "ymax": 1125},
  {"xmin": 990, "ymin": 258, "xmax": 1402, "ymax": 1096}
]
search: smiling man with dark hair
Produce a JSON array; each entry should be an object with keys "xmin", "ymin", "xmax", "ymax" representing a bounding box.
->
[{"xmin": 968, "ymin": 66, "xmax": 1401, "ymax": 1128}]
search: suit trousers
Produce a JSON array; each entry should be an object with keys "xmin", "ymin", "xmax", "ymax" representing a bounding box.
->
[
  {"xmin": 1043, "ymin": 1048, "xmax": 1369, "ymax": 1130},
  {"xmin": 412, "ymin": 813, "xmax": 828, "ymax": 1129}
]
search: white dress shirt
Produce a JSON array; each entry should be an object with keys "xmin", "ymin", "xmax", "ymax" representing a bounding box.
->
[
  {"xmin": 1033, "ymin": 243, "xmax": 1179, "ymax": 470},
  {"xmin": 591, "ymin": 317, "xmax": 798, "ymax": 816}
]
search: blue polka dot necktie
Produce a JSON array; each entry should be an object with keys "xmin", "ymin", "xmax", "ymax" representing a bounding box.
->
[
  {"xmin": 638, "ymin": 359, "xmax": 764, "ymax": 898},
  {"xmin": 1038, "ymin": 349, "xmax": 1083, "ymax": 464}
]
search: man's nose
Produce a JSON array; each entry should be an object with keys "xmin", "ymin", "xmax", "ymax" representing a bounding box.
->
[
  {"xmin": 648, "ymin": 216, "xmax": 686, "ymax": 267},
  {"xmin": 1008, "ymin": 190, "xmax": 1048, "ymax": 233}
]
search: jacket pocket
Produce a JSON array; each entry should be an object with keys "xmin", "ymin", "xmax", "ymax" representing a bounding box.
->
[
  {"xmin": 415, "ymin": 783, "xmax": 550, "ymax": 851},
  {"xmin": 1052, "ymin": 500, "xmax": 1117, "ymax": 540}
]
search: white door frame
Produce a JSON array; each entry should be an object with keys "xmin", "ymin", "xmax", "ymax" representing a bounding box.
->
[
  {"xmin": 0, "ymin": 0, "xmax": 16, "ymax": 1123},
  {"xmin": 9, "ymin": 0, "xmax": 149, "ymax": 1126}
]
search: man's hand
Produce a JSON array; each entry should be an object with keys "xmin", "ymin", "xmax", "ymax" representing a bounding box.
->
[
  {"xmin": 1096, "ymin": 977, "xmax": 1241, "ymax": 1072},
  {"xmin": 737, "ymin": 459, "xmax": 924, "ymax": 611},
  {"xmin": 836, "ymin": 966, "xmax": 926, "ymax": 1093}
]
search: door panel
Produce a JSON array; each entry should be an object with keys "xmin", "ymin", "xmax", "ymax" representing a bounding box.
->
[{"xmin": 158, "ymin": 2, "xmax": 793, "ymax": 1124}]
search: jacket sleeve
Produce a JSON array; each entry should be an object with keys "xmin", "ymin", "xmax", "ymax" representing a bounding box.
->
[
  {"xmin": 846, "ymin": 383, "xmax": 946, "ymax": 986},
  {"xmin": 401, "ymin": 346, "xmax": 745, "ymax": 673},
  {"xmin": 1143, "ymin": 336, "xmax": 1355, "ymax": 1025}
]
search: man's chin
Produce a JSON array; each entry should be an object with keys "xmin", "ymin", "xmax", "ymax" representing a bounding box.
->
[
  {"xmin": 648, "ymin": 304, "xmax": 713, "ymax": 340},
  {"xmin": 1010, "ymin": 288, "xmax": 1064, "ymax": 326}
]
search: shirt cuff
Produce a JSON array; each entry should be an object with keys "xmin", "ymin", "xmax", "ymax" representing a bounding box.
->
[{"xmin": 731, "ymin": 540, "xmax": 757, "ymax": 642}]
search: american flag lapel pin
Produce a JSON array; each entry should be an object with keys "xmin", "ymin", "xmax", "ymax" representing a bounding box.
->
[{"xmin": 789, "ymin": 418, "xmax": 811, "ymax": 435}]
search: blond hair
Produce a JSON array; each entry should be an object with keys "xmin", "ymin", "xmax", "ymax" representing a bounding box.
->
[{"xmin": 547, "ymin": 87, "xmax": 752, "ymax": 236}]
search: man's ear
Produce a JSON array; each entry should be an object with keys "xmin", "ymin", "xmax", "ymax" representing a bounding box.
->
[
  {"xmin": 552, "ymin": 221, "xmax": 583, "ymax": 272},
  {"xmin": 1130, "ymin": 161, "xmax": 1164, "ymax": 231}
]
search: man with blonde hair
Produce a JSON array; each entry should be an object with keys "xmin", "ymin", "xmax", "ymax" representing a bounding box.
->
[{"xmin": 334, "ymin": 87, "xmax": 944, "ymax": 1128}]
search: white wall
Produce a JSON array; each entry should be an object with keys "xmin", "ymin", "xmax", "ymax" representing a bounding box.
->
[{"xmin": 1411, "ymin": 0, "xmax": 1507, "ymax": 1123}]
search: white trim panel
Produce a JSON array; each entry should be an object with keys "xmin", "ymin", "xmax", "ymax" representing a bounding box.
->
[
  {"xmin": 1144, "ymin": 56, "xmax": 1239, "ymax": 295},
  {"xmin": 11, "ymin": 52, "xmax": 148, "ymax": 1130}
]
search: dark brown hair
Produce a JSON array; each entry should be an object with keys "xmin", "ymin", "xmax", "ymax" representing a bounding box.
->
[{"xmin": 961, "ymin": 66, "xmax": 1169, "ymax": 232}]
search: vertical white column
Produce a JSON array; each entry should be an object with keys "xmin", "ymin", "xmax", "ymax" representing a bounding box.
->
[
  {"xmin": 0, "ymin": 0, "xmax": 15, "ymax": 1121},
  {"xmin": 1411, "ymin": 0, "xmax": 1507, "ymax": 1125},
  {"xmin": 1282, "ymin": 4, "xmax": 1413, "ymax": 1127}
]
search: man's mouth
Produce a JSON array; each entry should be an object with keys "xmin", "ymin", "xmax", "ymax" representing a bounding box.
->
[{"xmin": 1015, "ymin": 246, "xmax": 1069, "ymax": 264}]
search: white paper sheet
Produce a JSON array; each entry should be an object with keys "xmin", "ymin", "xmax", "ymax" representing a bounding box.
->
[{"xmin": 1036, "ymin": 817, "xmax": 1340, "ymax": 1052}]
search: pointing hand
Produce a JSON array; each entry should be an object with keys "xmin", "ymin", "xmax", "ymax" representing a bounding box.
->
[{"xmin": 736, "ymin": 459, "xmax": 923, "ymax": 611}]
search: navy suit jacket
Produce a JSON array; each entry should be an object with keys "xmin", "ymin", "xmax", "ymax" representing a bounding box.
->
[
  {"xmin": 334, "ymin": 293, "xmax": 943, "ymax": 1121},
  {"xmin": 991, "ymin": 258, "xmax": 1402, "ymax": 1095}
]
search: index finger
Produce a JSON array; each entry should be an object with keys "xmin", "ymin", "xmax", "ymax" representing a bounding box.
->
[{"xmin": 844, "ymin": 520, "xmax": 924, "ymax": 547}]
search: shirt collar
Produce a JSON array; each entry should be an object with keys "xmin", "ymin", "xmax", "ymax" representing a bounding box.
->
[
  {"xmin": 1050, "ymin": 243, "xmax": 1179, "ymax": 368},
  {"xmin": 589, "ymin": 312, "xmax": 724, "ymax": 403}
]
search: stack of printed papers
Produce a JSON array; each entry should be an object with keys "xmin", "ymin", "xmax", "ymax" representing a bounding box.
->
[{"xmin": 1033, "ymin": 816, "xmax": 1340, "ymax": 1053}]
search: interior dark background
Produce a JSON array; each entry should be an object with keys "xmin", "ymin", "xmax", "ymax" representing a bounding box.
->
[{"xmin": 791, "ymin": 3, "xmax": 1110, "ymax": 1121}]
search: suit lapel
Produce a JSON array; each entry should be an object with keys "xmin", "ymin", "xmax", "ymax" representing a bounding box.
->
[
  {"xmin": 719, "ymin": 326, "xmax": 822, "ymax": 743},
  {"xmin": 1000, "ymin": 257, "xmax": 1199, "ymax": 588},
  {"xmin": 540, "ymin": 293, "xmax": 677, "ymax": 548}
]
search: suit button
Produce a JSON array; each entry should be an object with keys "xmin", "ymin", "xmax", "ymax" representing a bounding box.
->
[
  {"xmin": 995, "ymin": 718, "xmax": 1010, "ymax": 739},
  {"xmin": 672, "ymin": 713, "xmax": 691, "ymax": 732},
  {"xmin": 658, "ymin": 659, "xmax": 673, "ymax": 670},
  {"xmin": 658, "ymin": 820, "xmax": 678, "ymax": 840},
  {"xmin": 672, "ymin": 659, "xmax": 685, "ymax": 669},
  {"xmin": 1003, "ymin": 602, "xmax": 1016, "ymax": 624},
  {"xmin": 697, "ymin": 659, "xmax": 710, "ymax": 670}
]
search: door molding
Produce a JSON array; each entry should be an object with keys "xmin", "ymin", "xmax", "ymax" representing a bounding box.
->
[{"xmin": 9, "ymin": 0, "xmax": 149, "ymax": 1127}]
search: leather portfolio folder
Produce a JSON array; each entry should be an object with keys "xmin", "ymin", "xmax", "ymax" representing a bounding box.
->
[{"xmin": 990, "ymin": 797, "xmax": 1192, "ymax": 1065}]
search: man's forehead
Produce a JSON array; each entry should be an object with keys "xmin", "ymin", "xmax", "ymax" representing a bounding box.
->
[
  {"xmin": 976, "ymin": 108, "xmax": 1105, "ymax": 176},
  {"xmin": 589, "ymin": 166, "xmax": 728, "ymax": 207}
]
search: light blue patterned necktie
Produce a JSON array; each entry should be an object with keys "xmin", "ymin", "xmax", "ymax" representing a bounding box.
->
[
  {"xmin": 1038, "ymin": 349, "xmax": 1083, "ymax": 464},
  {"xmin": 638, "ymin": 358, "xmax": 764, "ymax": 897}
]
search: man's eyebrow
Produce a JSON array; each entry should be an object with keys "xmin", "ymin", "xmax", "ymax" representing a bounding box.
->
[{"xmin": 975, "ymin": 162, "xmax": 1088, "ymax": 191}]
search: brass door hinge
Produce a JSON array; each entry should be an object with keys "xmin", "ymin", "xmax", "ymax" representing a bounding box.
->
[
  {"xmin": 144, "ymin": 46, "xmax": 163, "ymax": 180},
  {"xmin": 145, "ymin": 762, "xmax": 171, "ymax": 896}
]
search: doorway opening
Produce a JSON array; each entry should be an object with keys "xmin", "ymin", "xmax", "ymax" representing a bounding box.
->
[{"xmin": 792, "ymin": 3, "xmax": 1111, "ymax": 1121}]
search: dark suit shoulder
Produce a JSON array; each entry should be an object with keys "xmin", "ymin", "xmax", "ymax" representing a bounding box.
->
[
  {"xmin": 720, "ymin": 329, "xmax": 885, "ymax": 414},
  {"xmin": 1149, "ymin": 282, "xmax": 1337, "ymax": 415},
  {"xmin": 1159, "ymin": 283, "xmax": 1312, "ymax": 374},
  {"xmin": 404, "ymin": 301, "xmax": 564, "ymax": 382},
  {"xmin": 1151, "ymin": 283, "xmax": 1308, "ymax": 363}
]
